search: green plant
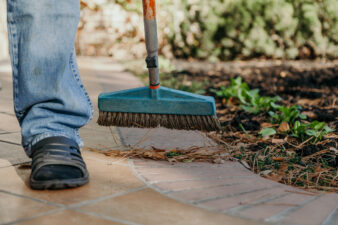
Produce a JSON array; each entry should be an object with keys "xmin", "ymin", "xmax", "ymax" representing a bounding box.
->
[
  {"xmin": 242, "ymin": 92, "xmax": 281, "ymax": 114},
  {"xmin": 259, "ymin": 117, "xmax": 334, "ymax": 143},
  {"xmin": 215, "ymin": 76, "xmax": 334, "ymax": 142},
  {"xmin": 213, "ymin": 77, "xmax": 281, "ymax": 114},
  {"xmin": 166, "ymin": 151, "xmax": 181, "ymax": 158},
  {"xmin": 214, "ymin": 78, "xmax": 336, "ymax": 143},
  {"xmin": 291, "ymin": 120, "xmax": 334, "ymax": 142},
  {"xmin": 268, "ymin": 105, "xmax": 307, "ymax": 123},
  {"xmin": 213, "ymin": 77, "xmax": 250, "ymax": 102}
]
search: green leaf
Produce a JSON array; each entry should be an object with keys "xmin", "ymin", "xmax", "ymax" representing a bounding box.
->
[
  {"xmin": 324, "ymin": 126, "xmax": 334, "ymax": 133},
  {"xmin": 305, "ymin": 129, "xmax": 318, "ymax": 137},
  {"xmin": 299, "ymin": 114, "xmax": 307, "ymax": 120},
  {"xmin": 270, "ymin": 102, "xmax": 282, "ymax": 109},
  {"xmin": 294, "ymin": 121, "xmax": 301, "ymax": 129},
  {"xmin": 313, "ymin": 122, "xmax": 326, "ymax": 130},
  {"xmin": 259, "ymin": 127, "xmax": 276, "ymax": 137},
  {"xmin": 166, "ymin": 151, "xmax": 181, "ymax": 158}
]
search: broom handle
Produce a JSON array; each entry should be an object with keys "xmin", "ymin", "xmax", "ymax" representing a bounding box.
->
[{"xmin": 142, "ymin": 0, "xmax": 160, "ymax": 89}]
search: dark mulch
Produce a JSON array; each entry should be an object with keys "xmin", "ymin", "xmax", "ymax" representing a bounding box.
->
[{"xmin": 172, "ymin": 60, "xmax": 337, "ymax": 192}]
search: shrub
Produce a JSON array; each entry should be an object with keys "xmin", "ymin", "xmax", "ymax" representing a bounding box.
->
[
  {"xmin": 81, "ymin": 0, "xmax": 338, "ymax": 60},
  {"xmin": 168, "ymin": 0, "xmax": 338, "ymax": 60}
]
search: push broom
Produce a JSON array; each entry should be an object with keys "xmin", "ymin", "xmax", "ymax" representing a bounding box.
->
[{"xmin": 97, "ymin": 0, "xmax": 220, "ymax": 131}]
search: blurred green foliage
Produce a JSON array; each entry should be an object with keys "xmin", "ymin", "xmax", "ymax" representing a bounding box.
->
[
  {"xmin": 89, "ymin": 0, "xmax": 338, "ymax": 60},
  {"xmin": 168, "ymin": 0, "xmax": 337, "ymax": 60}
]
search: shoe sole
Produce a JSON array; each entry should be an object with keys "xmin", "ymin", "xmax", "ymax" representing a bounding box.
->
[{"xmin": 30, "ymin": 177, "xmax": 89, "ymax": 190}]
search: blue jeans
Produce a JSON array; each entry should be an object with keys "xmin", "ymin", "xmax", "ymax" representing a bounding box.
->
[{"xmin": 6, "ymin": 0, "xmax": 94, "ymax": 156}]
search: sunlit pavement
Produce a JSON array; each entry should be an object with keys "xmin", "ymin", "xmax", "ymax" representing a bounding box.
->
[{"xmin": 0, "ymin": 57, "xmax": 336, "ymax": 225}]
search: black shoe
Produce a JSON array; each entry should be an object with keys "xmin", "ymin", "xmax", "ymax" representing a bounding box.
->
[{"xmin": 30, "ymin": 136, "xmax": 89, "ymax": 190}]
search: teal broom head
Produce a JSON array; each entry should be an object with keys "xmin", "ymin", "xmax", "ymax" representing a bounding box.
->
[{"xmin": 97, "ymin": 86, "xmax": 220, "ymax": 131}]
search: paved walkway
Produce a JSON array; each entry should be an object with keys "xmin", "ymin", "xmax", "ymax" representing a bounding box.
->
[{"xmin": 0, "ymin": 57, "xmax": 337, "ymax": 225}]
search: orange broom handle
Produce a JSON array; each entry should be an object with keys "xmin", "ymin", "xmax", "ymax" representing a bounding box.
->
[
  {"xmin": 142, "ymin": 0, "xmax": 160, "ymax": 89},
  {"xmin": 143, "ymin": 0, "xmax": 156, "ymax": 20}
]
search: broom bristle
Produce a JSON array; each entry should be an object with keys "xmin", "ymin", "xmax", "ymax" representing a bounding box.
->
[{"xmin": 97, "ymin": 111, "xmax": 220, "ymax": 131}]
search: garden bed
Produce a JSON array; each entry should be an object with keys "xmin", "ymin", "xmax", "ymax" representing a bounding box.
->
[{"xmin": 171, "ymin": 60, "xmax": 337, "ymax": 191}]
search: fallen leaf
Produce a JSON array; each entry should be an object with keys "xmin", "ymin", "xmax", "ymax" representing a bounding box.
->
[
  {"xmin": 222, "ymin": 98, "xmax": 226, "ymax": 105},
  {"xmin": 297, "ymin": 98, "xmax": 321, "ymax": 106},
  {"xmin": 143, "ymin": 151, "xmax": 166, "ymax": 160},
  {"xmin": 272, "ymin": 157, "xmax": 284, "ymax": 161},
  {"xmin": 278, "ymin": 122, "xmax": 290, "ymax": 133},
  {"xmin": 272, "ymin": 139, "xmax": 286, "ymax": 144},
  {"xmin": 227, "ymin": 97, "xmax": 239, "ymax": 105},
  {"xmin": 194, "ymin": 149, "xmax": 213, "ymax": 155},
  {"xmin": 260, "ymin": 122, "xmax": 274, "ymax": 128},
  {"xmin": 302, "ymin": 111, "xmax": 316, "ymax": 119}
]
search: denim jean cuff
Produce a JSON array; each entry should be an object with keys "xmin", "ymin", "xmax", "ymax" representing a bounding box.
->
[{"xmin": 24, "ymin": 132, "xmax": 84, "ymax": 157}]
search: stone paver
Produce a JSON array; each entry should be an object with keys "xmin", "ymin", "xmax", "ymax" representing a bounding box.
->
[
  {"xmin": 277, "ymin": 194, "xmax": 338, "ymax": 225},
  {"xmin": 0, "ymin": 99, "xmax": 16, "ymax": 116},
  {"xmin": 0, "ymin": 192, "xmax": 57, "ymax": 225},
  {"xmin": 0, "ymin": 57, "xmax": 337, "ymax": 225},
  {"xmin": 80, "ymin": 188, "xmax": 260, "ymax": 225},
  {"xmin": 237, "ymin": 193, "xmax": 316, "ymax": 220},
  {"xmin": 131, "ymin": 158, "xmax": 338, "ymax": 225},
  {"xmin": 201, "ymin": 187, "xmax": 294, "ymax": 212},
  {"xmin": 0, "ymin": 113, "xmax": 20, "ymax": 132},
  {"xmin": 79, "ymin": 126, "xmax": 124, "ymax": 151},
  {"xmin": 0, "ymin": 132, "xmax": 21, "ymax": 145},
  {"xmin": 153, "ymin": 176, "xmax": 258, "ymax": 193},
  {"xmin": 0, "ymin": 158, "xmax": 11, "ymax": 167}
]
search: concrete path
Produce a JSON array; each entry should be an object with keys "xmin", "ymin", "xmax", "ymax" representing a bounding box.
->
[{"xmin": 0, "ymin": 57, "xmax": 337, "ymax": 225}]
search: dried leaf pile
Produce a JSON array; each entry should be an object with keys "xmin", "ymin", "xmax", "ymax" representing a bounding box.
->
[{"xmin": 87, "ymin": 146, "xmax": 237, "ymax": 165}]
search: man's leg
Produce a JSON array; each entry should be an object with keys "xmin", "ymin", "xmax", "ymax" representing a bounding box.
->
[{"xmin": 7, "ymin": 0, "xmax": 93, "ymax": 189}]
